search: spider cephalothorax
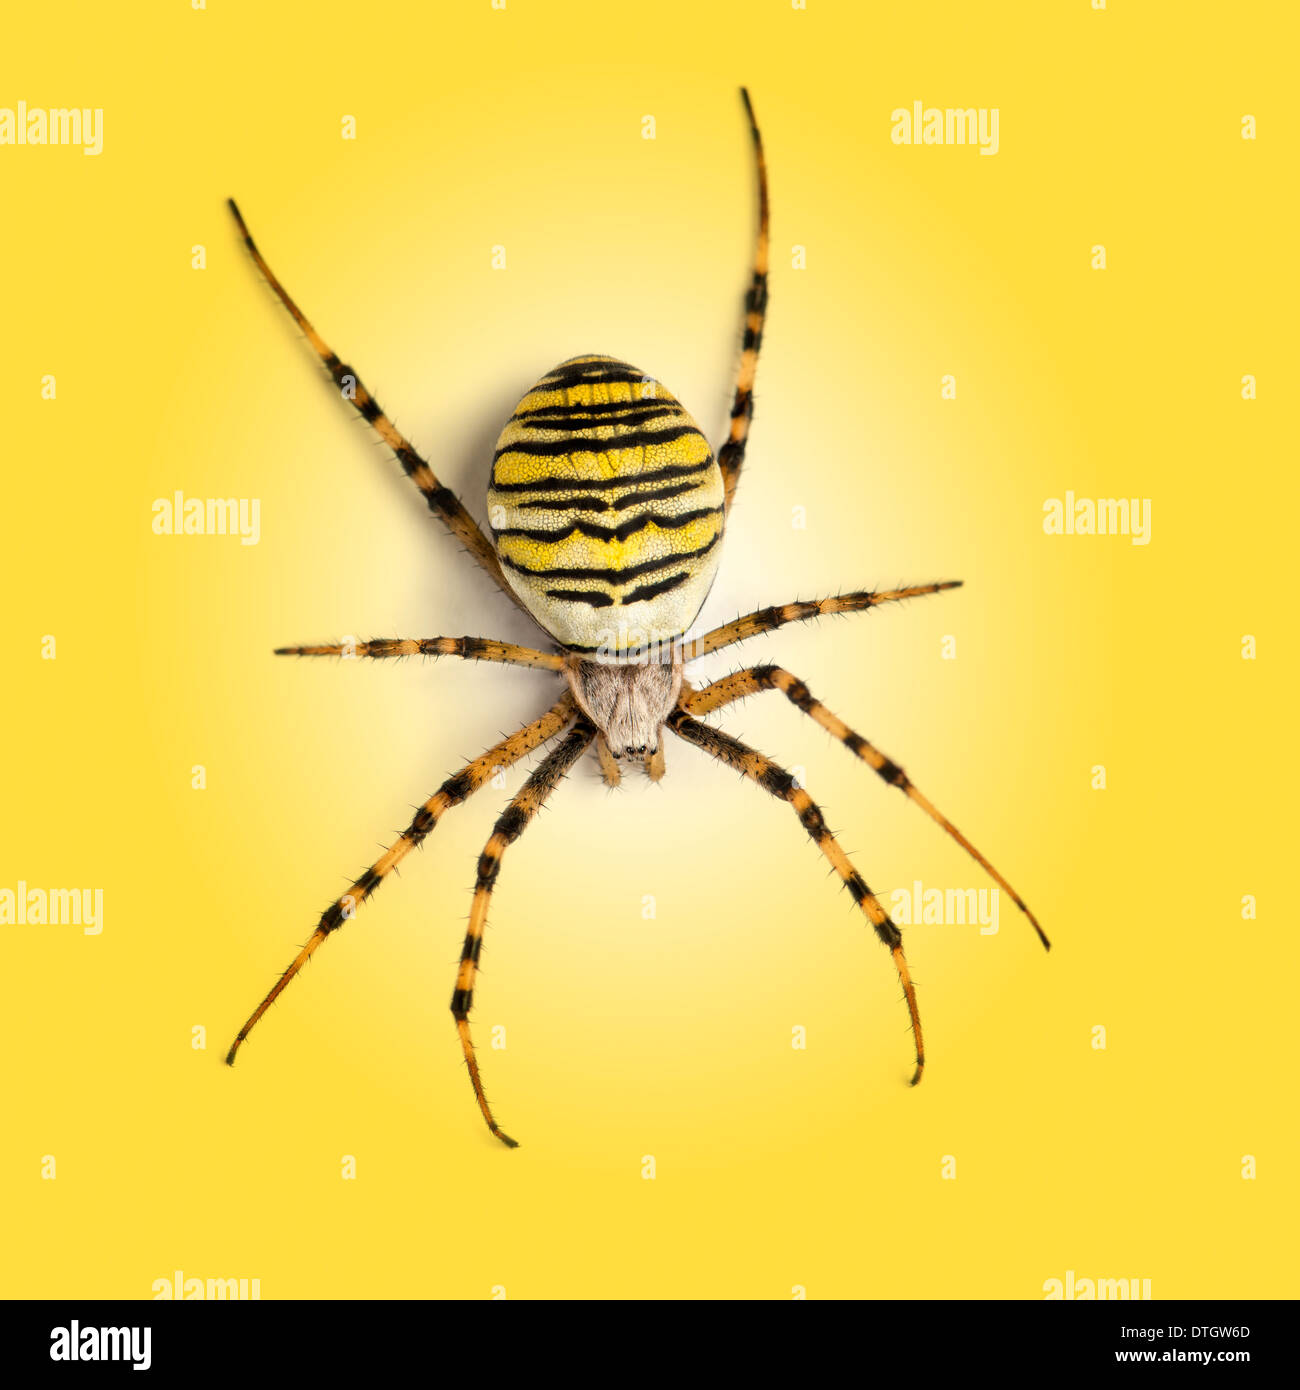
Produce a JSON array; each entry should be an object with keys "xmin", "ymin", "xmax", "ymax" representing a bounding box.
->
[
  {"xmin": 225, "ymin": 90, "xmax": 1048, "ymax": 1148},
  {"xmin": 564, "ymin": 654, "xmax": 682, "ymax": 761}
]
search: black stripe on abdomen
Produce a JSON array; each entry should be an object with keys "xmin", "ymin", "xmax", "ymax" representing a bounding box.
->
[
  {"xmin": 500, "ymin": 478, "xmax": 712, "ymax": 516},
  {"xmin": 488, "ymin": 462, "xmax": 712, "ymax": 495},
  {"xmin": 501, "ymin": 532, "xmax": 721, "ymax": 585},
  {"xmin": 492, "ymin": 425, "xmax": 699, "ymax": 462},
  {"xmin": 495, "ymin": 506, "xmax": 720, "ymax": 545}
]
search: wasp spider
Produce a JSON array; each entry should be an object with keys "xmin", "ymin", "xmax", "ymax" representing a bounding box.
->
[{"xmin": 225, "ymin": 90, "xmax": 1049, "ymax": 1147}]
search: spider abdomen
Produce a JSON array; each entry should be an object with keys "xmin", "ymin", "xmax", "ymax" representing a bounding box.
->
[{"xmin": 487, "ymin": 355, "xmax": 725, "ymax": 655}]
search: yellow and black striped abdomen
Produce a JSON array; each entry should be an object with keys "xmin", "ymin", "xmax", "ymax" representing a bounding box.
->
[{"xmin": 487, "ymin": 356, "xmax": 725, "ymax": 654}]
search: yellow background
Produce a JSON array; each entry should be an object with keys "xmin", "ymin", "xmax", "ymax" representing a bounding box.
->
[{"xmin": 2, "ymin": 1, "xmax": 1294, "ymax": 1299}]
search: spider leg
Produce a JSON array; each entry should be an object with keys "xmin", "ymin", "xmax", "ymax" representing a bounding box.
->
[
  {"xmin": 684, "ymin": 667, "xmax": 1049, "ymax": 950},
  {"xmin": 226, "ymin": 198, "xmax": 526, "ymax": 614},
  {"xmin": 594, "ymin": 735, "xmax": 622, "ymax": 787},
  {"xmin": 683, "ymin": 583, "xmax": 962, "ymax": 660},
  {"xmin": 452, "ymin": 717, "xmax": 597, "ymax": 1147},
  {"xmin": 668, "ymin": 710, "xmax": 925, "ymax": 1084},
  {"xmin": 717, "ymin": 88, "xmax": 770, "ymax": 516},
  {"xmin": 225, "ymin": 694, "xmax": 574, "ymax": 1065},
  {"xmin": 644, "ymin": 744, "xmax": 666, "ymax": 781},
  {"xmin": 592, "ymin": 735, "xmax": 664, "ymax": 786},
  {"xmin": 274, "ymin": 635, "xmax": 563, "ymax": 671}
]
